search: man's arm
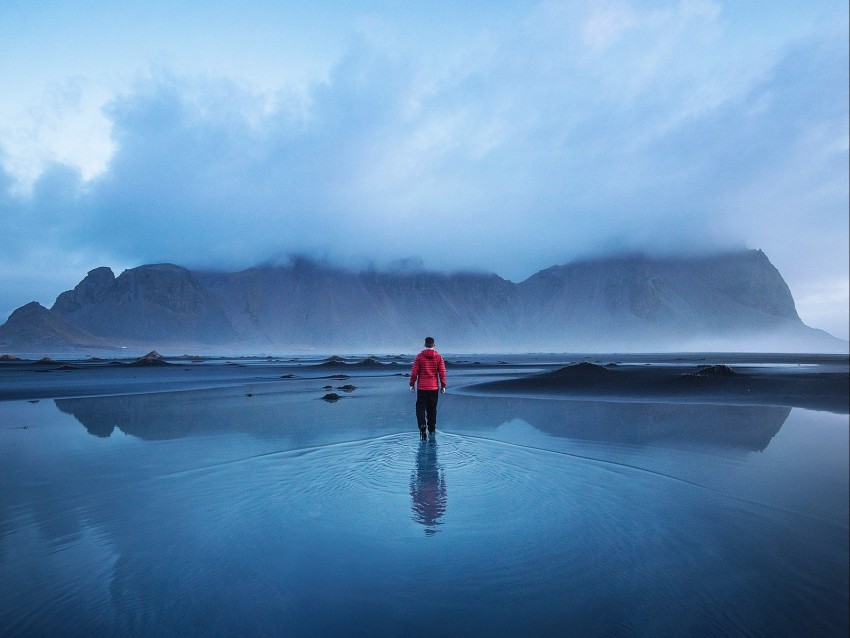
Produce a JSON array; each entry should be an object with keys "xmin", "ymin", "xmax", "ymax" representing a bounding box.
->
[{"xmin": 409, "ymin": 356, "xmax": 420, "ymax": 388}]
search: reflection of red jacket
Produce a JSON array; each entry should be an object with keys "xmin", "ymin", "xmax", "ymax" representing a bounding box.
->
[{"xmin": 410, "ymin": 348, "xmax": 446, "ymax": 390}]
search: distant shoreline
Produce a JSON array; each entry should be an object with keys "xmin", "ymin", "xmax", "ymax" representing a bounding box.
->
[
  {"xmin": 1, "ymin": 352, "xmax": 847, "ymax": 413},
  {"xmin": 1, "ymin": 350, "xmax": 848, "ymax": 363}
]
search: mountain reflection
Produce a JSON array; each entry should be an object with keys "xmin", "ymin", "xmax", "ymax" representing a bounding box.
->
[
  {"xmin": 53, "ymin": 386, "xmax": 413, "ymax": 443},
  {"xmin": 451, "ymin": 397, "xmax": 792, "ymax": 452},
  {"xmin": 56, "ymin": 389, "xmax": 792, "ymax": 453},
  {"xmin": 410, "ymin": 439, "xmax": 447, "ymax": 535}
]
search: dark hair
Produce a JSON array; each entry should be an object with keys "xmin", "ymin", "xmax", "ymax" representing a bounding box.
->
[{"xmin": 424, "ymin": 337, "xmax": 435, "ymax": 347}]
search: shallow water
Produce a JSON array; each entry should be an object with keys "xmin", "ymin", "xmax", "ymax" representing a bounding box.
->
[{"xmin": 1, "ymin": 373, "xmax": 847, "ymax": 637}]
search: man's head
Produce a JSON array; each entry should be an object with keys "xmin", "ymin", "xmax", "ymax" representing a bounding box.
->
[{"xmin": 424, "ymin": 337, "xmax": 435, "ymax": 348}]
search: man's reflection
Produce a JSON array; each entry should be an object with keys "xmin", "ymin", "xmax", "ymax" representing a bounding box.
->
[{"xmin": 410, "ymin": 438, "xmax": 447, "ymax": 535}]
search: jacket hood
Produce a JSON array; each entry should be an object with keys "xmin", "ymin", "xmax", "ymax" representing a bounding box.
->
[{"xmin": 421, "ymin": 348, "xmax": 437, "ymax": 358}]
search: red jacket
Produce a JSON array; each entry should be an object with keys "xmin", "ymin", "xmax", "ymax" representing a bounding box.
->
[{"xmin": 410, "ymin": 348, "xmax": 447, "ymax": 391}]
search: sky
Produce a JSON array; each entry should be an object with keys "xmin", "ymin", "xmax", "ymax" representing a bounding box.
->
[{"xmin": 1, "ymin": 0, "xmax": 848, "ymax": 340}]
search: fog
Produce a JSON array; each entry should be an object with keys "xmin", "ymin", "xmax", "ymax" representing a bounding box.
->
[{"xmin": 1, "ymin": 1, "xmax": 847, "ymax": 338}]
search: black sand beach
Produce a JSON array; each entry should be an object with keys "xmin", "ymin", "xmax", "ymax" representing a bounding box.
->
[
  {"xmin": 1, "ymin": 352, "xmax": 847, "ymax": 414},
  {"xmin": 465, "ymin": 355, "xmax": 849, "ymax": 414}
]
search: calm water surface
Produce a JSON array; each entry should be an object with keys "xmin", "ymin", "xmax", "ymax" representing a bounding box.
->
[{"xmin": 1, "ymin": 374, "xmax": 847, "ymax": 637}]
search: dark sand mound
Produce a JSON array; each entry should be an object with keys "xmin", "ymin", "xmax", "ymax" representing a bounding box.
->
[
  {"xmin": 317, "ymin": 356, "xmax": 388, "ymax": 367},
  {"xmin": 470, "ymin": 361, "xmax": 849, "ymax": 414},
  {"xmin": 129, "ymin": 351, "xmax": 172, "ymax": 367},
  {"xmin": 353, "ymin": 357, "xmax": 385, "ymax": 367},
  {"xmin": 683, "ymin": 364, "xmax": 740, "ymax": 378},
  {"xmin": 547, "ymin": 362, "xmax": 618, "ymax": 377}
]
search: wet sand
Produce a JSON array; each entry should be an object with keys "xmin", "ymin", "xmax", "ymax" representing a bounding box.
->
[
  {"xmin": 1, "ymin": 351, "xmax": 847, "ymax": 636},
  {"xmin": 1, "ymin": 352, "xmax": 847, "ymax": 413}
]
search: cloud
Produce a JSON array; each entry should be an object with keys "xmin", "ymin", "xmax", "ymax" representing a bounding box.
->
[{"xmin": 0, "ymin": 0, "xmax": 847, "ymax": 337}]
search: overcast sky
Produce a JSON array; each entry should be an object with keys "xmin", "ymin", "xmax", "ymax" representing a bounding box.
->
[{"xmin": 1, "ymin": 0, "xmax": 847, "ymax": 339}]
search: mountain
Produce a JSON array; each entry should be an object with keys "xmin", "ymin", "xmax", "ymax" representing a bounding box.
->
[
  {"xmin": 0, "ymin": 250, "xmax": 844, "ymax": 352},
  {"xmin": 0, "ymin": 301, "xmax": 106, "ymax": 349},
  {"xmin": 516, "ymin": 251, "xmax": 806, "ymax": 346},
  {"xmin": 193, "ymin": 258, "xmax": 520, "ymax": 350},
  {"xmin": 50, "ymin": 264, "xmax": 235, "ymax": 343}
]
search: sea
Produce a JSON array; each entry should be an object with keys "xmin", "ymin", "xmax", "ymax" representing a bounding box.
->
[{"xmin": 1, "ymin": 355, "xmax": 847, "ymax": 636}]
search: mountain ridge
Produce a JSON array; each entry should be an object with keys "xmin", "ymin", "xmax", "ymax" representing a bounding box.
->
[{"xmin": 1, "ymin": 249, "xmax": 845, "ymax": 353}]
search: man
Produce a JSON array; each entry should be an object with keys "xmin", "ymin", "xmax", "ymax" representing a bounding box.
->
[{"xmin": 409, "ymin": 337, "xmax": 447, "ymax": 439}]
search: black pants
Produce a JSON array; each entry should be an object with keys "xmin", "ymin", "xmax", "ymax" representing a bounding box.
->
[{"xmin": 416, "ymin": 390, "xmax": 439, "ymax": 432}]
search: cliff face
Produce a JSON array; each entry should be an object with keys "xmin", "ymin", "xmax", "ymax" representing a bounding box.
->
[
  {"xmin": 50, "ymin": 264, "xmax": 236, "ymax": 343},
  {"xmin": 517, "ymin": 250, "xmax": 801, "ymax": 345},
  {"xmin": 195, "ymin": 261, "xmax": 519, "ymax": 350},
  {"xmin": 0, "ymin": 249, "xmax": 839, "ymax": 352}
]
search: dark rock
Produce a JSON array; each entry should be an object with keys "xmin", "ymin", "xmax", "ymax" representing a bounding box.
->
[
  {"xmin": 337, "ymin": 384, "xmax": 357, "ymax": 392},
  {"xmin": 321, "ymin": 393, "xmax": 341, "ymax": 402},
  {"xmin": 129, "ymin": 351, "xmax": 171, "ymax": 367},
  {"xmin": 52, "ymin": 267, "xmax": 115, "ymax": 315},
  {"xmin": 682, "ymin": 364, "xmax": 740, "ymax": 379},
  {"xmin": 354, "ymin": 357, "xmax": 384, "ymax": 367},
  {"xmin": 549, "ymin": 362, "xmax": 616, "ymax": 377}
]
